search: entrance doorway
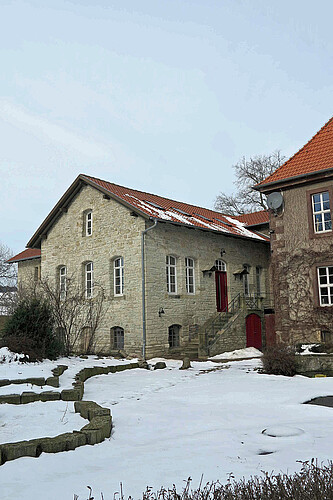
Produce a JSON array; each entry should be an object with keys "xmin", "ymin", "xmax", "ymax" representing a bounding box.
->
[
  {"xmin": 215, "ymin": 271, "xmax": 228, "ymax": 312},
  {"xmin": 246, "ymin": 313, "xmax": 262, "ymax": 349}
]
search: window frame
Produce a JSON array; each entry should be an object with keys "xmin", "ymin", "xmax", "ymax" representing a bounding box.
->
[
  {"xmin": 59, "ymin": 266, "xmax": 67, "ymax": 300},
  {"xmin": 85, "ymin": 261, "xmax": 94, "ymax": 299},
  {"xmin": 166, "ymin": 255, "xmax": 177, "ymax": 294},
  {"xmin": 307, "ymin": 186, "xmax": 333, "ymax": 239},
  {"xmin": 316, "ymin": 265, "xmax": 333, "ymax": 307},
  {"xmin": 215, "ymin": 259, "xmax": 226, "ymax": 272},
  {"xmin": 185, "ymin": 257, "xmax": 195, "ymax": 294},
  {"xmin": 243, "ymin": 264, "xmax": 250, "ymax": 296},
  {"xmin": 255, "ymin": 266, "xmax": 261, "ymax": 297},
  {"xmin": 85, "ymin": 210, "xmax": 93, "ymax": 237},
  {"xmin": 114, "ymin": 257, "xmax": 124, "ymax": 296},
  {"xmin": 168, "ymin": 324, "xmax": 181, "ymax": 348},
  {"xmin": 111, "ymin": 326, "xmax": 125, "ymax": 349}
]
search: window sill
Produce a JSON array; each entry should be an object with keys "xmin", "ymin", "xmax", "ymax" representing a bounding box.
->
[
  {"xmin": 112, "ymin": 294, "xmax": 126, "ymax": 300},
  {"xmin": 167, "ymin": 294, "xmax": 181, "ymax": 299}
]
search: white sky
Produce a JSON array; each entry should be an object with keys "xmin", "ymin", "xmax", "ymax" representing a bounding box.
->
[{"xmin": 1, "ymin": 0, "xmax": 332, "ymax": 253}]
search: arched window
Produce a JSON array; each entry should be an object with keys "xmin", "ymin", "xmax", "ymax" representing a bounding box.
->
[
  {"xmin": 168, "ymin": 324, "xmax": 181, "ymax": 348},
  {"xmin": 85, "ymin": 261, "xmax": 94, "ymax": 298},
  {"xmin": 59, "ymin": 266, "xmax": 67, "ymax": 300},
  {"xmin": 185, "ymin": 257, "xmax": 195, "ymax": 294},
  {"xmin": 114, "ymin": 257, "xmax": 124, "ymax": 295},
  {"xmin": 166, "ymin": 256, "xmax": 177, "ymax": 294},
  {"xmin": 111, "ymin": 326, "xmax": 124, "ymax": 349},
  {"xmin": 215, "ymin": 259, "xmax": 226, "ymax": 272}
]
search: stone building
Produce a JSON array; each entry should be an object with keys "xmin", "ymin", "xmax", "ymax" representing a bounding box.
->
[
  {"xmin": 9, "ymin": 174, "xmax": 271, "ymax": 358},
  {"xmin": 256, "ymin": 116, "xmax": 333, "ymax": 346}
]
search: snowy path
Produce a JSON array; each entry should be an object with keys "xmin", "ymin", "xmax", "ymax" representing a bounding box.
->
[{"xmin": 1, "ymin": 357, "xmax": 333, "ymax": 499}]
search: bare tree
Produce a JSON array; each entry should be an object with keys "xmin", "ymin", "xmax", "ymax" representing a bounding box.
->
[
  {"xmin": 214, "ymin": 151, "xmax": 285, "ymax": 215},
  {"xmin": 40, "ymin": 276, "xmax": 108, "ymax": 356},
  {"xmin": 0, "ymin": 243, "xmax": 17, "ymax": 314}
]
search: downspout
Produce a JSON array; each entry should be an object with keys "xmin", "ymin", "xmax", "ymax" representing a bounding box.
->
[{"xmin": 141, "ymin": 218, "xmax": 158, "ymax": 360}]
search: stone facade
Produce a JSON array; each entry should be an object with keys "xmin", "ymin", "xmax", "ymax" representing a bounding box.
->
[
  {"xmin": 16, "ymin": 181, "xmax": 271, "ymax": 358},
  {"xmin": 269, "ymin": 179, "xmax": 333, "ymax": 345}
]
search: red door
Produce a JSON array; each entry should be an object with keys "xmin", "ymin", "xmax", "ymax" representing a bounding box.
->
[
  {"xmin": 246, "ymin": 314, "xmax": 262, "ymax": 349},
  {"xmin": 215, "ymin": 271, "xmax": 228, "ymax": 312}
]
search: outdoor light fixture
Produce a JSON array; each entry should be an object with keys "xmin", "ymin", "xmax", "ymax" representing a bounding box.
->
[
  {"xmin": 220, "ymin": 249, "xmax": 226, "ymax": 256},
  {"xmin": 158, "ymin": 307, "xmax": 165, "ymax": 317}
]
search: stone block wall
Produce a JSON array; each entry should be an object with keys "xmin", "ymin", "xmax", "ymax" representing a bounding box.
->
[{"xmin": 269, "ymin": 179, "xmax": 333, "ymax": 345}]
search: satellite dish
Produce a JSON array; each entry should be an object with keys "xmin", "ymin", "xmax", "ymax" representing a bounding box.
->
[{"xmin": 267, "ymin": 192, "xmax": 283, "ymax": 210}]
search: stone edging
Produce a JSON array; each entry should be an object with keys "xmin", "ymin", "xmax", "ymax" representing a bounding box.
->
[
  {"xmin": 0, "ymin": 364, "xmax": 68, "ymax": 391},
  {"xmin": 0, "ymin": 361, "xmax": 139, "ymax": 465}
]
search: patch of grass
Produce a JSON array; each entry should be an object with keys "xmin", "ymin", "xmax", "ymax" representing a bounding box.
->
[{"xmin": 76, "ymin": 460, "xmax": 333, "ymax": 500}]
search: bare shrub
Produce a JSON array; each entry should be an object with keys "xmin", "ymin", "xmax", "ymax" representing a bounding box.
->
[{"xmin": 261, "ymin": 344, "xmax": 296, "ymax": 376}]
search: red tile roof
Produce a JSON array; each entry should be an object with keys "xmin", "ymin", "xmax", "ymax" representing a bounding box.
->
[
  {"xmin": 83, "ymin": 175, "xmax": 269, "ymax": 242},
  {"xmin": 7, "ymin": 248, "xmax": 41, "ymax": 263},
  {"xmin": 257, "ymin": 116, "xmax": 333, "ymax": 188},
  {"xmin": 233, "ymin": 210, "xmax": 269, "ymax": 226}
]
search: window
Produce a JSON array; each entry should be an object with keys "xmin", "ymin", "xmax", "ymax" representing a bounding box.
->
[
  {"xmin": 312, "ymin": 192, "xmax": 332, "ymax": 233},
  {"xmin": 317, "ymin": 266, "xmax": 333, "ymax": 306},
  {"xmin": 168, "ymin": 324, "xmax": 181, "ymax": 348},
  {"xmin": 321, "ymin": 330, "xmax": 331, "ymax": 343},
  {"xmin": 166, "ymin": 256, "xmax": 177, "ymax": 294},
  {"xmin": 85, "ymin": 210, "xmax": 93, "ymax": 236},
  {"xmin": 185, "ymin": 257, "xmax": 195, "ymax": 294},
  {"xmin": 243, "ymin": 265, "xmax": 250, "ymax": 296},
  {"xmin": 114, "ymin": 257, "xmax": 124, "ymax": 295},
  {"xmin": 255, "ymin": 266, "xmax": 261, "ymax": 297},
  {"xmin": 85, "ymin": 262, "xmax": 93, "ymax": 298},
  {"xmin": 34, "ymin": 266, "xmax": 40, "ymax": 282},
  {"xmin": 59, "ymin": 266, "xmax": 66, "ymax": 300},
  {"xmin": 111, "ymin": 326, "xmax": 124, "ymax": 349},
  {"xmin": 215, "ymin": 259, "xmax": 226, "ymax": 271}
]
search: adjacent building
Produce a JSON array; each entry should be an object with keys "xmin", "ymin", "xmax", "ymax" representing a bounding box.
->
[{"xmin": 256, "ymin": 116, "xmax": 333, "ymax": 346}]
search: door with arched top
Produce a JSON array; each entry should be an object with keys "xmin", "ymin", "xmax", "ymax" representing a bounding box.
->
[{"xmin": 246, "ymin": 314, "xmax": 262, "ymax": 349}]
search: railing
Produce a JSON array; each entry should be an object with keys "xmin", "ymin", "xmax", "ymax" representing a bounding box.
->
[{"xmin": 201, "ymin": 292, "xmax": 274, "ymax": 353}]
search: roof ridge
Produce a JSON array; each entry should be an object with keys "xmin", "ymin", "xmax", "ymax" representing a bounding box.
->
[{"xmin": 258, "ymin": 115, "xmax": 333, "ymax": 187}]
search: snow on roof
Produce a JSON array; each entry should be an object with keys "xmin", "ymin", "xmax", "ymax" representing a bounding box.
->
[{"xmin": 84, "ymin": 175, "xmax": 269, "ymax": 242}]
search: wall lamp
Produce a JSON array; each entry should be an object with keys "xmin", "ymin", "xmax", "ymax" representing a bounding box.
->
[
  {"xmin": 220, "ymin": 248, "xmax": 226, "ymax": 256},
  {"xmin": 158, "ymin": 307, "xmax": 165, "ymax": 317}
]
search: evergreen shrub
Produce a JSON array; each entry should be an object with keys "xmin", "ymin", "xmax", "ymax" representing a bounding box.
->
[{"xmin": 2, "ymin": 297, "xmax": 63, "ymax": 361}]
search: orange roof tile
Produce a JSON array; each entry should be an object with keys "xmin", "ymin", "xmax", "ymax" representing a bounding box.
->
[
  {"xmin": 257, "ymin": 116, "xmax": 333, "ymax": 188},
  {"xmin": 82, "ymin": 175, "xmax": 269, "ymax": 242},
  {"xmin": 233, "ymin": 210, "xmax": 269, "ymax": 226},
  {"xmin": 7, "ymin": 248, "xmax": 41, "ymax": 263}
]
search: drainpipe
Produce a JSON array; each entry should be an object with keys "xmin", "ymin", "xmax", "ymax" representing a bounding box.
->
[{"xmin": 141, "ymin": 218, "xmax": 158, "ymax": 360}]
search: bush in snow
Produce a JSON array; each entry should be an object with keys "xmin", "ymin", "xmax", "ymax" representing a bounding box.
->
[
  {"xmin": 2, "ymin": 297, "xmax": 63, "ymax": 361},
  {"xmin": 78, "ymin": 460, "xmax": 333, "ymax": 500},
  {"xmin": 261, "ymin": 344, "xmax": 296, "ymax": 377}
]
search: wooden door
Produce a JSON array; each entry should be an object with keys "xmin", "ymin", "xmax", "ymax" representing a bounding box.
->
[
  {"xmin": 246, "ymin": 314, "xmax": 262, "ymax": 349},
  {"xmin": 215, "ymin": 271, "xmax": 228, "ymax": 312}
]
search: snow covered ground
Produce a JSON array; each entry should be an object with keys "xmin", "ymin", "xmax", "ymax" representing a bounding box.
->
[{"xmin": 1, "ymin": 352, "xmax": 333, "ymax": 499}]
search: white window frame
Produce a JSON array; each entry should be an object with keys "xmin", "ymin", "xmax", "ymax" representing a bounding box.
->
[
  {"xmin": 86, "ymin": 211, "xmax": 93, "ymax": 236},
  {"xmin": 185, "ymin": 257, "xmax": 195, "ymax": 294},
  {"xmin": 215, "ymin": 259, "xmax": 226, "ymax": 272},
  {"xmin": 114, "ymin": 257, "xmax": 124, "ymax": 296},
  {"xmin": 166, "ymin": 255, "xmax": 177, "ymax": 294},
  {"xmin": 85, "ymin": 261, "xmax": 93, "ymax": 299},
  {"xmin": 317, "ymin": 266, "xmax": 333, "ymax": 306},
  {"xmin": 312, "ymin": 192, "xmax": 332, "ymax": 233},
  {"xmin": 59, "ymin": 266, "xmax": 67, "ymax": 300}
]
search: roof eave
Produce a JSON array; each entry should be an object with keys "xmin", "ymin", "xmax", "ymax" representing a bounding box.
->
[
  {"xmin": 7, "ymin": 255, "xmax": 41, "ymax": 264},
  {"xmin": 254, "ymin": 167, "xmax": 333, "ymax": 193}
]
